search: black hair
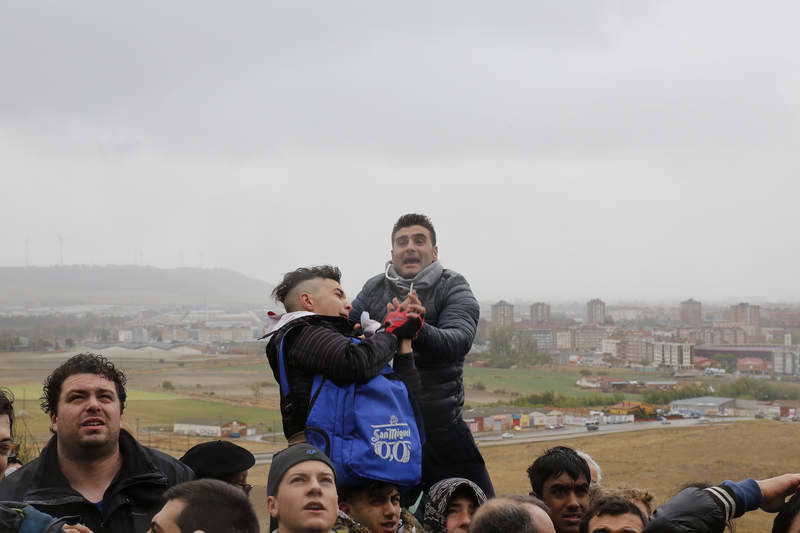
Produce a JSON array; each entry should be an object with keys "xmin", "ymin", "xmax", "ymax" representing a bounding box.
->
[
  {"xmin": 338, "ymin": 480, "xmax": 399, "ymax": 504},
  {"xmin": 163, "ymin": 479, "xmax": 260, "ymax": 533},
  {"xmin": 391, "ymin": 214, "xmax": 437, "ymax": 246},
  {"xmin": 272, "ymin": 265, "xmax": 342, "ymax": 308},
  {"xmin": 773, "ymin": 491, "xmax": 800, "ymax": 533},
  {"xmin": 470, "ymin": 500, "xmax": 537, "ymax": 533},
  {"xmin": 579, "ymin": 496, "xmax": 646, "ymax": 533},
  {"xmin": 0, "ymin": 388, "xmax": 13, "ymax": 438},
  {"xmin": 41, "ymin": 352, "xmax": 127, "ymax": 415},
  {"xmin": 527, "ymin": 446, "xmax": 591, "ymax": 497}
]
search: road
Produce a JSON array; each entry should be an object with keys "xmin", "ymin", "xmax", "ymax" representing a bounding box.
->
[
  {"xmin": 475, "ymin": 417, "xmax": 751, "ymax": 447},
  {"xmin": 252, "ymin": 417, "xmax": 751, "ymax": 464}
]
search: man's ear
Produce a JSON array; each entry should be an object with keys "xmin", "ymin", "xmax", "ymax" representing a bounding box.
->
[
  {"xmin": 50, "ymin": 413, "xmax": 58, "ymax": 433},
  {"xmin": 299, "ymin": 292, "xmax": 314, "ymax": 312},
  {"xmin": 432, "ymin": 245, "xmax": 439, "ymax": 261}
]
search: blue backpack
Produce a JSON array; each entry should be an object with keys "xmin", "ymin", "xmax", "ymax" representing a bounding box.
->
[{"xmin": 278, "ymin": 329, "xmax": 425, "ymax": 487}]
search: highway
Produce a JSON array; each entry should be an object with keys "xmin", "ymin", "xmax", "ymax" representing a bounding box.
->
[{"xmin": 253, "ymin": 417, "xmax": 752, "ymax": 464}]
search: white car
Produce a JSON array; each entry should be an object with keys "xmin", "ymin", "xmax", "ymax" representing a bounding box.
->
[{"xmin": 501, "ymin": 432, "xmax": 514, "ymax": 439}]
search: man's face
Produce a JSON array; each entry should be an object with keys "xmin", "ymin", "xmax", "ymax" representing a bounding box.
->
[
  {"xmin": 445, "ymin": 495, "xmax": 476, "ymax": 533},
  {"xmin": 51, "ymin": 373, "xmax": 122, "ymax": 456},
  {"xmin": 0, "ymin": 414, "xmax": 11, "ymax": 477},
  {"xmin": 147, "ymin": 498, "xmax": 185, "ymax": 533},
  {"xmin": 391, "ymin": 225, "xmax": 438, "ymax": 278},
  {"xmin": 224, "ymin": 470, "xmax": 251, "ymax": 495},
  {"xmin": 307, "ymin": 278, "xmax": 352, "ymax": 318},
  {"xmin": 587, "ymin": 512, "xmax": 644, "ymax": 533},
  {"xmin": 267, "ymin": 461, "xmax": 338, "ymax": 533},
  {"xmin": 342, "ymin": 486, "xmax": 401, "ymax": 533},
  {"xmin": 538, "ymin": 473, "xmax": 589, "ymax": 533}
]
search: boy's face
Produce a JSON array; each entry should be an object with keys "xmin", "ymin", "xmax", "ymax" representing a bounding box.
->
[
  {"xmin": 340, "ymin": 485, "xmax": 401, "ymax": 533},
  {"xmin": 539, "ymin": 472, "xmax": 589, "ymax": 533},
  {"xmin": 267, "ymin": 461, "xmax": 338, "ymax": 533}
]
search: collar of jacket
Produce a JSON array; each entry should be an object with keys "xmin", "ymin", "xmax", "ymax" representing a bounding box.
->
[
  {"xmin": 271, "ymin": 314, "xmax": 356, "ymax": 339},
  {"xmin": 24, "ymin": 429, "xmax": 168, "ymax": 504}
]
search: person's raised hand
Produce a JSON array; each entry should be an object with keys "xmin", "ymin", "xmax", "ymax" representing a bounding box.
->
[{"xmin": 758, "ymin": 473, "xmax": 800, "ymax": 512}]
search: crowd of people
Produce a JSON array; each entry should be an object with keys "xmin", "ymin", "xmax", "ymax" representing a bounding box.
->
[{"xmin": 2, "ymin": 213, "xmax": 800, "ymax": 533}]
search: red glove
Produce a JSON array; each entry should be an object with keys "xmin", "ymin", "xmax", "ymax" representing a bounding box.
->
[{"xmin": 381, "ymin": 309, "xmax": 424, "ymax": 339}]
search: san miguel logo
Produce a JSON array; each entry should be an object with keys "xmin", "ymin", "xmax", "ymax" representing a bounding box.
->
[{"xmin": 371, "ymin": 415, "xmax": 413, "ymax": 463}]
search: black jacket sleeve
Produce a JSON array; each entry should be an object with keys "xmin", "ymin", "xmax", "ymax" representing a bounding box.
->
[
  {"xmin": 413, "ymin": 275, "xmax": 478, "ymax": 363},
  {"xmin": 285, "ymin": 325, "xmax": 399, "ymax": 383}
]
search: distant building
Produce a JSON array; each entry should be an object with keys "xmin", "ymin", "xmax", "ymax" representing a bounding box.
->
[
  {"xmin": 680, "ymin": 299, "xmax": 703, "ymax": 326},
  {"xmin": 530, "ymin": 303, "xmax": 551, "ymax": 326},
  {"xmin": 601, "ymin": 339, "xmax": 621, "ymax": 357},
  {"xmin": 731, "ymin": 303, "xmax": 761, "ymax": 334},
  {"xmin": 575, "ymin": 326, "xmax": 607, "ymax": 352},
  {"xmin": 555, "ymin": 330, "xmax": 575, "ymax": 349},
  {"xmin": 653, "ymin": 341, "xmax": 693, "ymax": 368},
  {"xmin": 532, "ymin": 329, "xmax": 554, "ymax": 350},
  {"xmin": 491, "ymin": 300, "xmax": 514, "ymax": 329},
  {"xmin": 586, "ymin": 299, "xmax": 606, "ymax": 325},
  {"xmin": 669, "ymin": 396, "xmax": 735, "ymax": 416}
]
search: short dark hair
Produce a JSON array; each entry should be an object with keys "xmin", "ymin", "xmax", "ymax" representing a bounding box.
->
[
  {"xmin": 272, "ymin": 265, "xmax": 342, "ymax": 307},
  {"xmin": 0, "ymin": 388, "xmax": 14, "ymax": 438},
  {"xmin": 579, "ymin": 496, "xmax": 646, "ymax": 533},
  {"xmin": 527, "ymin": 446, "xmax": 590, "ymax": 497},
  {"xmin": 338, "ymin": 480, "xmax": 398, "ymax": 504},
  {"xmin": 163, "ymin": 479, "xmax": 259, "ymax": 533},
  {"xmin": 470, "ymin": 499, "xmax": 537, "ymax": 533},
  {"xmin": 391, "ymin": 214, "xmax": 437, "ymax": 246},
  {"xmin": 41, "ymin": 353, "xmax": 127, "ymax": 415}
]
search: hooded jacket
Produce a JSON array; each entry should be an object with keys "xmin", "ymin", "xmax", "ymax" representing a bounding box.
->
[
  {"xmin": 350, "ymin": 268, "xmax": 479, "ymax": 430},
  {"xmin": 0, "ymin": 430, "xmax": 194, "ymax": 533}
]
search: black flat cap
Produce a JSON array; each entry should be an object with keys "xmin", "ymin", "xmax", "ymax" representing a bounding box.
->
[{"xmin": 180, "ymin": 440, "xmax": 256, "ymax": 478}]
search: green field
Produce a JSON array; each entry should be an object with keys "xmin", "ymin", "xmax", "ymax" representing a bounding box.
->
[{"xmin": 462, "ymin": 366, "xmax": 669, "ymax": 399}]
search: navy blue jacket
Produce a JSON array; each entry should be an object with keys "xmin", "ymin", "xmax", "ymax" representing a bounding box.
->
[{"xmin": 350, "ymin": 268, "xmax": 479, "ymax": 431}]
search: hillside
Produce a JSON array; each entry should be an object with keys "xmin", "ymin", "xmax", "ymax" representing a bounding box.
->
[{"xmin": 0, "ymin": 265, "xmax": 273, "ymax": 307}]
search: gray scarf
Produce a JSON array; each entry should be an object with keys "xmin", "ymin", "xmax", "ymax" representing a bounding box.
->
[
  {"xmin": 384, "ymin": 260, "xmax": 444, "ymax": 296},
  {"xmin": 422, "ymin": 478, "xmax": 487, "ymax": 533}
]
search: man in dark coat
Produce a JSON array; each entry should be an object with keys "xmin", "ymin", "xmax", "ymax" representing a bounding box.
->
[
  {"xmin": 350, "ymin": 213, "xmax": 494, "ymax": 497},
  {"xmin": 0, "ymin": 353, "xmax": 194, "ymax": 533}
]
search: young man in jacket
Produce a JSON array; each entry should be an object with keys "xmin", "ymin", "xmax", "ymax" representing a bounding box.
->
[
  {"xmin": 265, "ymin": 265, "xmax": 423, "ymax": 444},
  {"xmin": 0, "ymin": 353, "xmax": 194, "ymax": 533},
  {"xmin": 349, "ymin": 214, "xmax": 493, "ymax": 497}
]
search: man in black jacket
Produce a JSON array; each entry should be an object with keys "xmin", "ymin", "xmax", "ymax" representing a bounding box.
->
[
  {"xmin": 0, "ymin": 353, "xmax": 194, "ymax": 533},
  {"xmin": 265, "ymin": 265, "xmax": 423, "ymax": 444},
  {"xmin": 350, "ymin": 214, "xmax": 494, "ymax": 497}
]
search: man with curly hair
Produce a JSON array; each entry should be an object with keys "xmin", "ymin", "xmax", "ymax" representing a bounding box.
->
[{"xmin": 0, "ymin": 353, "xmax": 194, "ymax": 533}]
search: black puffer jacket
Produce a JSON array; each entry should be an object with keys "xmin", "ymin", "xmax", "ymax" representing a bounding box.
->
[
  {"xmin": 0, "ymin": 430, "xmax": 194, "ymax": 533},
  {"xmin": 350, "ymin": 268, "xmax": 479, "ymax": 430}
]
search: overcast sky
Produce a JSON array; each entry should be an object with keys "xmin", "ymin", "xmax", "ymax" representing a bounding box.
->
[{"xmin": 2, "ymin": 2, "xmax": 800, "ymax": 304}]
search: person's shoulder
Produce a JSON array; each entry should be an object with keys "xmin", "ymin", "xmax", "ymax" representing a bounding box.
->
[
  {"xmin": 142, "ymin": 446, "xmax": 195, "ymax": 481},
  {"xmin": 0, "ymin": 457, "xmax": 40, "ymax": 496},
  {"xmin": 359, "ymin": 272, "xmax": 387, "ymax": 292}
]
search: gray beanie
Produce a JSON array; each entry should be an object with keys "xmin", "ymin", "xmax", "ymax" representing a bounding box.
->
[{"xmin": 267, "ymin": 444, "xmax": 336, "ymax": 498}]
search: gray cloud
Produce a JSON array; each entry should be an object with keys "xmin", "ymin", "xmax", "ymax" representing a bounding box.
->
[{"xmin": 2, "ymin": 1, "xmax": 800, "ymax": 303}]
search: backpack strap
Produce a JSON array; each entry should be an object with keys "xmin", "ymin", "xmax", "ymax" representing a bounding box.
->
[{"xmin": 277, "ymin": 327, "xmax": 295, "ymax": 399}]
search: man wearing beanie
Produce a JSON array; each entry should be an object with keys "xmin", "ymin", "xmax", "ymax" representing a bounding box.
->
[
  {"xmin": 267, "ymin": 444, "xmax": 339, "ymax": 533},
  {"xmin": 180, "ymin": 440, "xmax": 256, "ymax": 495}
]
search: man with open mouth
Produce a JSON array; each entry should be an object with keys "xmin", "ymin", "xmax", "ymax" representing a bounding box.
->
[
  {"xmin": 350, "ymin": 214, "xmax": 493, "ymax": 498},
  {"xmin": 0, "ymin": 353, "xmax": 194, "ymax": 533}
]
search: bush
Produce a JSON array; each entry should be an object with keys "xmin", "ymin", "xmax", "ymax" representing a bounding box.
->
[{"xmin": 161, "ymin": 380, "xmax": 174, "ymax": 390}]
